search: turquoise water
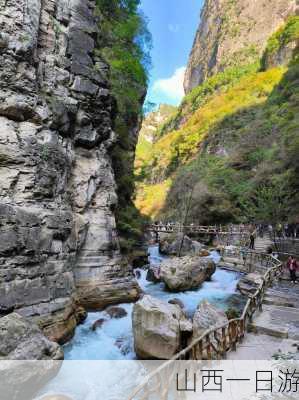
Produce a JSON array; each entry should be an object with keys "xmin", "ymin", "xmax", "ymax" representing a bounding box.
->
[{"xmin": 64, "ymin": 246, "xmax": 240, "ymax": 360}]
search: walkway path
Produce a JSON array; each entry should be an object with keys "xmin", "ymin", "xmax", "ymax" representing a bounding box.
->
[
  {"xmin": 254, "ymin": 233, "xmax": 273, "ymax": 253},
  {"xmin": 228, "ymin": 273, "xmax": 299, "ymax": 360}
]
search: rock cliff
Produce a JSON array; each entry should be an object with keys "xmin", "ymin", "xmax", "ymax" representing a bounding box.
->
[
  {"xmin": 184, "ymin": 0, "xmax": 297, "ymax": 93},
  {"xmin": 0, "ymin": 0, "xmax": 140, "ymax": 345}
]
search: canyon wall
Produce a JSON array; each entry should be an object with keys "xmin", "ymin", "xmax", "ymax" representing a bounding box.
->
[
  {"xmin": 0, "ymin": 0, "xmax": 140, "ymax": 344},
  {"xmin": 184, "ymin": 0, "xmax": 297, "ymax": 93}
]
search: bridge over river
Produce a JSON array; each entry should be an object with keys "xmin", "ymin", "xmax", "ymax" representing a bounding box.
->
[{"xmin": 148, "ymin": 223, "xmax": 247, "ymax": 235}]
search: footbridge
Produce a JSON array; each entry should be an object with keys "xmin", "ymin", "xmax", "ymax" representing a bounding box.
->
[
  {"xmin": 148, "ymin": 223, "xmax": 252, "ymax": 247},
  {"xmin": 148, "ymin": 223, "xmax": 247, "ymax": 235}
]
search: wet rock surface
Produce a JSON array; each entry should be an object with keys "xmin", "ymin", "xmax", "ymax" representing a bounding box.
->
[
  {"xmin": 146, "ymin": 265, "xmax": 161, "ymax": 283},
  {"xmin": 160, "ymin": 256, "xmax": 216, "ymax": 292},
  {"xmin": 105, "ymin": 306, "xmax": 128, "ymax": 319},
  {"xmin": 91, "ymin": 318, "xmax": 107, "ymax": 331}
]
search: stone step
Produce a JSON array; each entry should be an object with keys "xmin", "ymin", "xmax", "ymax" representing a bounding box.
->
[
  {"xmin": 265, "ymin": 288, "xmax": 299, "ymax": 302},
  {"xmin": 249, "ymin": 322, "xmax": 289, "ymax": 338},
  {"xmin": 263, "ymin": 296, "xmax": 298, "ymax": 308},
  {"xmin": 250, "ymin": 304, "xmax": 299, "ymax": 340}
]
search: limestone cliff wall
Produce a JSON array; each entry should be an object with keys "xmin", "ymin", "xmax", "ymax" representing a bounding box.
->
[
  {"xmin": 0, "ymin": 0, "xmax": 139, "ymax": 344},
  {"xmin": 184, "ymin": 0, "xmax": 297, "ymax": 93}
]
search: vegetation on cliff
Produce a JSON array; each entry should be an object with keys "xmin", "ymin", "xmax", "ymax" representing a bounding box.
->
[
  {"xmin": 262, "ymin": 16, "xmax": 299, "ymax": 66},
  {"xmin": 95, "ymin": 0, "xmax": 152, "ymax": 252},
  {"xmin": 135, "ymin": 19, "xmax": 299, "ymax": 224}
]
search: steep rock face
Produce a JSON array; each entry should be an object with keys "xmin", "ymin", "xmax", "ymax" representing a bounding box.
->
[
  {"xmin": 184, "ymin": 0, "xmax": 297, "ymax": 93},
  {"xmin": 0, "ymin": 0, "xmax": 139, "ymax": 343}
]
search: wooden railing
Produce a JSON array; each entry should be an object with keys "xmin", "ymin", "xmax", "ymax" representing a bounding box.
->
[
  {"xmin": 221, "ymin": 247, "xmax": 277, "ymax": 272},
  {"xmin": 127, "ymin": 252, "xmax": 283, "ymax": 400},
  {"xmin": 148, "ymin": 224, "xmax": 250, "ymax": 235}
]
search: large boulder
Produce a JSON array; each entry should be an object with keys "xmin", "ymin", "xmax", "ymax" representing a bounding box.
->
[
  {"xmin": 0, "ymin": 313, "xmax": 63, "ymax": 360},
  {"xmin": 0, "ymin": 313, "xmax": 63, "ymax": 400},
  {"xmin": 160, "ymin": 256, "xmax": 216, "ymax": 292},
  {"xmin": 159, "ymin": 233, "xmax": 204, "ymax": 256},
  {"xmin": 132, "ymin": 295, "xmax": 191, "ymax": 359},
  {"xmin": 237, "ymin": 273, "xmax": 264, "ymax": 297},
  {"xmin": 192, "ymin": 301, "xmax": 228, "ymax": 341}
]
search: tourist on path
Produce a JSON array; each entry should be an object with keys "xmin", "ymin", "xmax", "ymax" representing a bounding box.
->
[
  {"xmin": 286, "ymin": 256, "xmax": 298, "ymax": 284},
  {"xmin": 249, "ymin": 229, "xmax": 256, "ymax": 250}
]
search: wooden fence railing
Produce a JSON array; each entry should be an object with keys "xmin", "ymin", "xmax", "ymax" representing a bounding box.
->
[
  {"xmin": 127, "ymin": 252, "xmax": 283, "ymax": 400},
  {"xmin": 221, "ymin": 247, "xmax": 277, "ymax": 272},
  {"xmin": 148, "ymin": 224, "xmax": 250, "ymax": 235}
]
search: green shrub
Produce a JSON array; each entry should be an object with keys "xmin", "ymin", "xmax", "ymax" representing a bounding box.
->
[{"xmin": 95, "ymin": 0, "xmax": 152, "ymax": 250}]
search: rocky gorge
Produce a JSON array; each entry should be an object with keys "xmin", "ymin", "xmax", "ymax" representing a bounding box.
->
[
  {"xmin": 0, "ymin": 0, "xmax": 141, "ymax": 353},
  {"xmin": 1, "ymin": 0, "xmax": 298, "ymax": 377}
]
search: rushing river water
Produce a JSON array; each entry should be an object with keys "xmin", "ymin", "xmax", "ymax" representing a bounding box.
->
[{"xmin": 63, "ymin": 246, "xmax": 241, "ymax": 360}]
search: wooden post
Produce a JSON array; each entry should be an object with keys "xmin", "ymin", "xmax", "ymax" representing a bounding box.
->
[
  {"xmin": 197, "ymin": 340, "xmax": 203, "ymax": 360},
  {"xmin": 206, "ymin": 335, "xmax": 212, "ymax": 359}
]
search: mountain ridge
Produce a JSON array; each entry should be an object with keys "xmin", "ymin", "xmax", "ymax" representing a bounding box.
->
[{"xmin": 184, "ymin": 0, "xmax": 297, "ymax": 93}]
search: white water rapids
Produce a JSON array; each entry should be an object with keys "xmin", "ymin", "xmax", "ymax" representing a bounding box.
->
[
  {"xmin": 37, "ymin": 246, "xmax": 242, "ymax": 400},
  {"xmin": 63, "ymin": 246, "xmax": 241, "ymax": 360}
]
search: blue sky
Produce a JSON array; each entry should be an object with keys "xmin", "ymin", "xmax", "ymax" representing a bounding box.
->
[{"xmin": 140, "ymin": 0, "xmax": 203, "ymax": 106}]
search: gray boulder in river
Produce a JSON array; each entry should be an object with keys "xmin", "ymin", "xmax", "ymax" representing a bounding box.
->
[
  {"xmin": 160, "ymin": 256, "xmax": 216, "ymax": 292},
  {"xmin": 192, "ymin": 301, "xmax": 228, "ymax": 341},
  {"xmin": 132, "ymin": 295, "xmax": 192, "ymax": 359},
  {"xmin": 159, "ymin": 233, "xmax": 204, "ymax": 256}
]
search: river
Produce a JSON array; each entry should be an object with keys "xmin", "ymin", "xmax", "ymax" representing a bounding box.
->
[{"xmin": 63, "ymin": 246, "xmax": 241, "ymax": 360}]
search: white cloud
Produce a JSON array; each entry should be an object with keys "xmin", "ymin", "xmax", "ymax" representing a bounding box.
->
[
  {"xmin": 168, "ymin": 24, "xmax": 180, "ymax": 33},
  {"xmin": 153, "ymin": 67, "xmax": 186, "ymax": 103}
]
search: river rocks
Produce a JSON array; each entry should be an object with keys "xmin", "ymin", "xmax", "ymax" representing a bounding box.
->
[
  {"xmin": 91, "ymin": 318, "xmax": 107, "ymax": 331},
  {"xmin": 237, "ymin": 273, "xmax": 264, "ymax": 296},
  {"xmin": 168, "ymin": 298, "xmax": 185, "ymax": 310},
  {"xmin": 115, "ymin": 337, "xmax": 131, "ymax": 356},
  {"xmin": 159, "ymin": 233, "xmax": 204, "ymax": 256},
  {"xmin": 146, "ymin": 265, "xmax": 161, "ymax": 283},
  {"xmin": 132, "ymin": 295, "xmax": 189, "ymax": 359},
  {"xmin": 76, "ymin": 306, "xmax": 88, "ymax": 325},
  {"xmin": 76, "ymin": 265, "xmax": 141, "ymax": 310},
  {"xmin": 160, "ymin": 256, "xmax": 216, "ymax": 292},
  {"xmin": 106, "ymin": 306, "xmax": 128, "ymax": 319},
  {"xmin": 192, "ymin": 301, "xmax": 228, "ymax": 340},
  {"xmin": 199, "ymin": 250, "xmax": 210, "ymax": 257},
  {"xmin": 0, "ymin": 313, "xmax": 63, "ymax": 360}
]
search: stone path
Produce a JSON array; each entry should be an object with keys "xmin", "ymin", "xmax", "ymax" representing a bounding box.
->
[
  {"xmin": 228, "ymin": 279, "xmax": 299, "ymax": 360},
  {"xmin": 254, "ymin": 234, "xmax": 273, "ymax": 253}
]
